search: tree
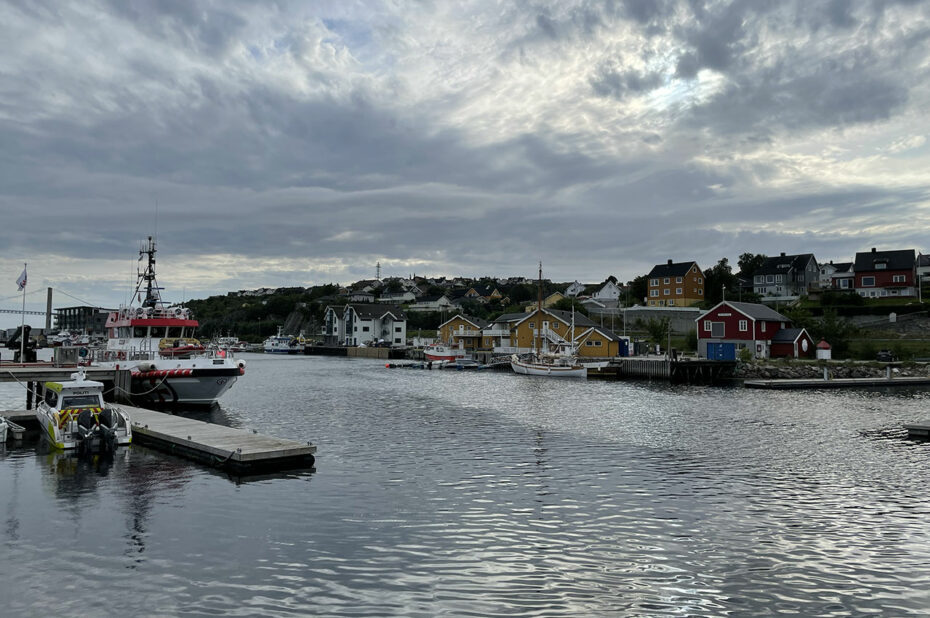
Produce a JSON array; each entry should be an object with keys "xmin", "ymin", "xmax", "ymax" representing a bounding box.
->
[
  {"xmin": 737, "ymin": 253, "xmax": 768, "ymax": 278},
  {"xmin": 628, "ymin": 275, "xmax": 648, "ymax": 305},
  {"xmin": 703, "ymin": 258, "xmax": 738, "ymax": 306},
  {"xmin": 645, "ymin": 317, "xmax": 670, "ymax": 346}
]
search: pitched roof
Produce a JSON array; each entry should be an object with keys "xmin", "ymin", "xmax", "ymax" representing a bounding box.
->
[
  {"xmin": 576, "ymin": 326, "xmax": 621, "ymax": 342},
  {"xmin": 647, "ymin": 261, "xmax": 699, "ymax": 278},
  {"xmin": 753, "ymin": 253, "xmax": 815, "ymax": 276},
  {"xmin": 716, "ymin": 301, "xmax": 789, "ymax": 322},
  {"xmin": 348, "ymin": 303, "xmax": 406, "ymax": 319},
  {"xmin": 771, "ymin": 327, "xmax": 806, "ymax": 343},
  {"xmin": 438, "ymin": 314, "xmax": 489, "ymax": 330},
  {"xmin": 854, "ymin": 248, "xmax": 916, "ymax": 272}
]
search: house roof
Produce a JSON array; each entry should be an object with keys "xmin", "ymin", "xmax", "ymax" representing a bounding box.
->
[
  {"xmin": 828, "ymin": 261, "xmax": 854, "ymax": 273},
  {"xmin": 347, "ymin": 303, "xmax": 406, "ymax": 320},
  {"xmin": 771, "ymin": 327, "xmax": 806, "ymax": 343},
  {"xmin": 853, "ymin": 248, "xmax": 915, "ymax": 272},
  {"xmin": 918, "ymin": 254, "xmax": 930, "ymax": 268},
  {"xmin": 753, "ymin": 253, "xmax": 815, "ymax": 276},
  {"xmin": 576, "ymin": 326, "xmax": 621, "ymax": 342},
  {"xmin": 700, "ymin": 301, "xmax": 789, "ymax": 322},
  {"xmin": 438, "ymin": 314, "xmax": 489, "ymax": 330},
  {"xmin": 647, "ymin": 261, "xmax": 699, "ymax": 278},
  {"xmin": 491, "ymin": 312, "xmax": 528, "ymax": 324}
]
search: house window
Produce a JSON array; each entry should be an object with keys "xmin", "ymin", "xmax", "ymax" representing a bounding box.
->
[
  {"xmin": 552, "ymin": 323, "xmax": 559, "ymax": 330},
  {"xmin": 362, "ymin": 326, "xmax": 370, "ymax": 332},
  {"xmin": 676, "ymin": 277, "xmax": 683, "ymax": 283},
  {"xmin": 698, "ymin": 289, "xmax": 703, "ymax": 295},
  {"xmin": 875, "ymin": 263, "xmax": 887, "ymax": 269},
  {"xmin": 650, "ymin": 290, "xmax": 659, "ymax": 297},
  {"xmin": 697, "ymin": 278, "xmax": 703, "ymax": 284},
  {"xmin": 739, "ymin": 320, "xmax": 747, "ymax": 332},
  {"xmin": 711, "ymin": 322, "xmax": 725, "ymax": 337},
  {"xmin": 664, "ymin": 277, "xmax": 670, "ymax": 284},
  {"xmin": 893, "ymin": 275, "xmax": 906, "ymax": 283},
  {"xmin": 766, "ymin": 275, "xmax": 774, "ymax": 283},
  {"xmin": 529, "ymin": 322, "xmax": 534, "ymax": 328},
  {"xmin": 668, "ymin": 300, "xmax": 675, "ymax": 306},
  {"xmin": 761, "ymin": 322, "xmax": 766, "ymax": 332},
  {"xmin": 704, "ymin": 320, "xmax": 711, "ymax": 332},
  {"xmin": 862, "ymin": 276, "xmax": 875, "ymax": 287},
  {"xmin": 394, "ymin": 338, "xmax": 401, "ymax": 344},
  {"xmin": 650, "ymin": 278, "xmax": 658, "ymax": 287},
  {"xmin": 776, "ymin": 275, "xmax": 783, "ymax": 282},
  {"xmin": 675, "ymin": 288, "xmax": 683, "ymax": 295},
  {"xmin": 395, "ymin": 326, "xmax": 402, "ymax": 332},
  {"xmin": 664, "ymin": 289, "xmax": 670, "ymax": 295}
]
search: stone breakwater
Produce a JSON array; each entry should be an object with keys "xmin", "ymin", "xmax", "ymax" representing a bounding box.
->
[{"xmin": 733, "ymin": 361, "xmax": 930, "ymax": 380}]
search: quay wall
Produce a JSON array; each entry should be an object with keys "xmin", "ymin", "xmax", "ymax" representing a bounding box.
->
[{"xmin": 734, "ymin": 361, "xmax": 930, "ymax": 380}]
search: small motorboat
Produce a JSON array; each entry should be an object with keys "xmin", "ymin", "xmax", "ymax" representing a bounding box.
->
[
  {"xmin": 35, "ymin": 369, "xmax": 132, "ymax": 455},
  {"xmin": 0, "ymin": 416, "xmax": 25, "ymax": 443}
]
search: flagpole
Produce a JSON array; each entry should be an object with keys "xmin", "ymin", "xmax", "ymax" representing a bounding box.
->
[{"xmin": 20, "ymin": 262, "xmax": 26, "ymax": 364}]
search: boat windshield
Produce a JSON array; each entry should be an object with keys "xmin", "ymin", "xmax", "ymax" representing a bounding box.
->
[{"xmin": 61, "ymin": 395, "xmax": 100, "ymax": 408}]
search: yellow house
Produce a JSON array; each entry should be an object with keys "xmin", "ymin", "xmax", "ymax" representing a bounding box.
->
[
  {"xmin": 509, "ymin": 308, "xmax": 619, "ymax": 357},
  {"xmin": 437, "ymin": 314, "xmax": 487, "ymax": 351},
  {"xmin": 523, "ymin": 292, "xmax": 565, "ymax": 313},
  {"xmin": 646, "ymin": 260, "xmax": 705, "ymax": 307}
]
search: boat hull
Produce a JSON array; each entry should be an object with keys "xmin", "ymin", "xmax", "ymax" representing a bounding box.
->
[
  {"xmin": 511, "ymin": 359, "xmax": 587, "ymax": 378},
  {"xmin": 130, "ymin": 366, "xmax": 240, "ymax": 406}
]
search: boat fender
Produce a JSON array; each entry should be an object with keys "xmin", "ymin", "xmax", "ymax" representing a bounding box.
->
[
  {"xmin": 136, "ymin": 362, "xmax": 157, "ymax": 373},
  {"xmin": 237, "ymin": 360, "xmax": 247, "ymax": 375}
]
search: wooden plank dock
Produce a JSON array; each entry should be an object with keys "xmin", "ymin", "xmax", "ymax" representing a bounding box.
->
[
  {"xmin": 744, "ymin": 376, "xmax": 930, "ymax": 389},
  {"xmin": 2, "ymin": 406, "xmax": 316, "ymax": 473},
  {"xmin": 587, "ymin": 358, "xmax": 737, "ymax": 384}
]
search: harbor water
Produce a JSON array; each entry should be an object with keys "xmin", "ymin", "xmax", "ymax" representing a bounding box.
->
[{"xmin": 2, "ymin": 353, "xmax": 930, "ymax": 616}]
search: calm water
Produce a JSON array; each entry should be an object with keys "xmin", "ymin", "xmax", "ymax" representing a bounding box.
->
[{"xmin": 2, "ymin": 353, "xmax": 930, "ymax": 616}]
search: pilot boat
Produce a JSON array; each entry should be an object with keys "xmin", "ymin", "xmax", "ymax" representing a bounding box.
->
[
  {"xmin": 35, "ymin": 369, "xmax": 132, "ymax": 454},
  {"xmin": 92, "ymin": 236, "xmax": 245, "ymax": 406}
]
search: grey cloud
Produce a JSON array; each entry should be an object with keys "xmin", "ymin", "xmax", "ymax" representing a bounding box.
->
[{"xmin": 590, "ymin": 61, "xmax": 664, "ymax": 99}]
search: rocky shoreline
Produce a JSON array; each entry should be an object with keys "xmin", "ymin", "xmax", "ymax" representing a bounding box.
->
[{"xmin": 733, "ymin": 361, "xmax": 930, "ymax": 380}]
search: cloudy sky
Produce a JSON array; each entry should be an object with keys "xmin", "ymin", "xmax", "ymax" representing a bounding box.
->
[{"xmin": 1, "ymin": 0, "xmax": 929, "ymax": 322}]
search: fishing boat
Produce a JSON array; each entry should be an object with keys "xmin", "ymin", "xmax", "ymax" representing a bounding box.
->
[
  {"xmin": 91, "ymin": 236, "xmax": 246, "ymax": 406},
  {"xmin": 510, "ymin": 262, "xmax": 587, "ymax": 378},
  {"xmin": 35, "ymin": 369, "xmax": 132, "ymax": 454},
  {"xmin": 423, "ymin": 342, "xmax": 469, "ymax": 363}
]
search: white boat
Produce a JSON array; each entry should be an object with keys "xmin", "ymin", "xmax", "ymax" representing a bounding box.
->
[
  {"xmin": 510, "ymin": 262, "xmax": 587, "ymax": 379},
  {"xmin": 423, "ymin": 342, "xmax": 469, "ymax": 363},
  {"xmin": 90, "ymin": 236, "xmax": 246, "ymax": 406},
  {"xmin": 263, "ymin": 328, "xmax": 306, "ymax": 354},
  {"xmin": 0, "ymin": 416, "xmax": 24, "ymax": 443},
  {"xmin": 35, "ymin": 369, "xmax": 132, "ymax": 454},
  {"xmin": 0, "ymin": 417, "xmax": 6, "ymax": 443}
]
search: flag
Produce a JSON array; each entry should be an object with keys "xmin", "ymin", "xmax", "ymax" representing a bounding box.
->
[{"xmin": 16, "ymin": 267, "xmax": 26, "ymax": 291}]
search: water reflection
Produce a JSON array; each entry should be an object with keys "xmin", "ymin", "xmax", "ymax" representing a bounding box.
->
[{"xmin": 2, "ymin": 355, "xmax": 930, "ymax": 615}]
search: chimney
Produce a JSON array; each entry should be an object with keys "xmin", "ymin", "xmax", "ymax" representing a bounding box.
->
[
  {"xmin": 780, "ymin": 252, "xmax": 786, "ymax": 257},
  {"xmin": 667, "ymin": 259, "xmax": 673, "ymax": 265},
  {"xmin": 872, "ymin": 247, "xmax": 877, "ymax": 253}
]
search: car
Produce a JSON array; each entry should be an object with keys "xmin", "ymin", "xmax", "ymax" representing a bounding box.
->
[{"xmin": 876, "ymin": 350, "xmax": 898, "ymax": 362}]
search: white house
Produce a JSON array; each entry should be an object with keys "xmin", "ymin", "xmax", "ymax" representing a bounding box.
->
[
  {"xmin": 322, "ymin": 303, "xmax": 407, "ymax": 347},
  {"xmin": 407, "ymin": 295, "xmax": 455, "ymax": 312},
  {"xmin": 564, "ymin": 281, "xmax": 586, "ymax": 297},
  {"xmin": 592, "ymin": 280, "xmax": 622, "ymax": 301}
]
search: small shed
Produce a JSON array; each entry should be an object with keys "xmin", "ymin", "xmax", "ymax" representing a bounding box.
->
[
  {"xmin": 816, "ymin": 339, "xmax": 832, "ymax": 360},
  {"xmin": 770, "ymin": 328, "xmax": 815, "ymax": 359}
]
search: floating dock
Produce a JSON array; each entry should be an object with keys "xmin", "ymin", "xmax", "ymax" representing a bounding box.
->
[
  {"xmin": 2, "ymin": 405, "xmax": 316, "ymax": 473},
  {"xmin": 588, "ymin": 358, "xmax": 737, "ymax": 384},
  {"xmin": 904, "ymin": 424, "xmax": 930, "ymax": 439}
]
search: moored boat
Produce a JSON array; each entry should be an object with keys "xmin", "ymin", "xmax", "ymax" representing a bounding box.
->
[
  {"xmin": 35, "ymin": 369, "xmax": 132, "ymax": 454},
  {"xmin": 423, "ymin": 342, "xmax": 469, "ymax": 363},
  {"xmin": 263, "ymin": 327, "xmax": 305, "ymax": 354},
  {"xmin": 90, "ymin": 236, "xmax": 245, "ymax": 406}
]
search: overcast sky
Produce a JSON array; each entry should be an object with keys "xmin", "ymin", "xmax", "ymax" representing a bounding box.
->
[{"xmin": 1, "ymin": 0, "xmax": 929, "ymax": 325}]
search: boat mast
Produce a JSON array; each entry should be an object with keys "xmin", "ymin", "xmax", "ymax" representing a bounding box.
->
[
  {"xmin": 536, "ymin": 261, "xmax": 542, "ymax": 356},
  {"xmin": 137, "ymin": 236, "xmax": 163, "ymax": 308}
]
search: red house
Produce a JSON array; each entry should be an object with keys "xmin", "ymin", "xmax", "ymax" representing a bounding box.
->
[
  {"xmin": 854, "ymin": 248, "xmax": 917, "ymax": 298},
  {"xmin": 696, "ymin": 301, "xmax": 814, "ymax": 360}
]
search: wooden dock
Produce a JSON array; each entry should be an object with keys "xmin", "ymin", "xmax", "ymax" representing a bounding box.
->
[
  {"xmin": 2, "ymin": 406, "xmax": 316, "ymax": 473},
  {"xmin": 744, "ymin": 376, "xmax": 930, "ymax": 389},
  {"xmin": 588, "ymin": 358, "xmax": 736, "ymax": 384},
  {"xmin": 0, "ymin": 364, "xmax": 133, "ymax": 405}
]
